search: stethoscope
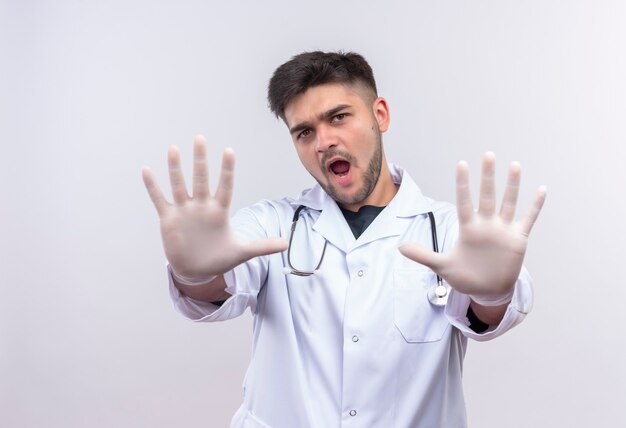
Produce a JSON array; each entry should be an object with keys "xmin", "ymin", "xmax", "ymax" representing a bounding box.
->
[{"xmin": 283, "ymin": 205, "xmax": 451, "ymax": 306}]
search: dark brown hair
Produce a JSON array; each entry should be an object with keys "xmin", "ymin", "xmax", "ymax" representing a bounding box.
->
[{"xmin": 267, "ymin": 51, "xmax": 378, "ymax": 120}]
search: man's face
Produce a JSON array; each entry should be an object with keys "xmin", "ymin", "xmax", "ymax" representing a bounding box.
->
[{"xmin": 283, "ymin": 83, "xmax": 390, "ymax": 210}]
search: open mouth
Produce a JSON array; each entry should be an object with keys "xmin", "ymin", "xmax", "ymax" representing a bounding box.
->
[{"xmin": 329, "ymin": 160, "xmax": 351, "ymax": 177}]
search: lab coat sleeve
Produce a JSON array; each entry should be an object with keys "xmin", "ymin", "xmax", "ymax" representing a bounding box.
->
[
  {"xmin": 167, "ymin": 202, "xmax": 278, "ymax": 322},
  {"xmin": 167, "ymin": 265, "xmax": 257, "ymax": 322},
  {"xmin": 444, "ymin": 266, "xmax": 534, "ymax": 341}
]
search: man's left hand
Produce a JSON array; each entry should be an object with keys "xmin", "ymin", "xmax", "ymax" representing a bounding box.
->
[{"xmin": 399, "ymin": 152, "xmax": 547, "ymax": 303}]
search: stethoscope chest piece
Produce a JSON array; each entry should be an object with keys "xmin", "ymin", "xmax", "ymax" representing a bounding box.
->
[
  {"xmin": 428, "ymin": 280, "xmax": 451, "ymax": 306},
  {"xmin": 425, "ymin": 211, "xmax": 450, "ymax": 307}
]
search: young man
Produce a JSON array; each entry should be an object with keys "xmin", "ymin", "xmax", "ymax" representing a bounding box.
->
[{"xmin": 143, "ymin": 51, "xmax": 546, "ymax": 428}]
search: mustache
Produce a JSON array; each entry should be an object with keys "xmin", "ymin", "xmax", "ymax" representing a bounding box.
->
[{"xmin": 321, "ymin": 149, "xmax": 357, "ymax": 172}]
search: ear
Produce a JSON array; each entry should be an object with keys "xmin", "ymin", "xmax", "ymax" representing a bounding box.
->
[{"xmin": 372, "ymin": 97, "xmax": 390, "ymax": 133}]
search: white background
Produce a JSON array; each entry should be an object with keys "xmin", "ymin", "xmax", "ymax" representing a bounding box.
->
[{"xmin": 1, "ymin": 1, "xmax": 625, "ymax": 427}]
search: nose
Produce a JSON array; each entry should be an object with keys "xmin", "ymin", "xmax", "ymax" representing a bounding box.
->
[{"xmin": 315, "ymin": 125, "xmax": 337, "ymax": 153}]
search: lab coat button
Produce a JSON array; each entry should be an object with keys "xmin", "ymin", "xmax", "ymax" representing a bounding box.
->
[
  {"xmin": 357, "ymin": 270, "xmax": 364, "ymax": 277},
  {"xmin": 352, "ymin": 335, "xmax": 359, "ymax": 342},
  {"xmin": 349, "ymin": 410, "xmax": 357, "ymax": 416}
]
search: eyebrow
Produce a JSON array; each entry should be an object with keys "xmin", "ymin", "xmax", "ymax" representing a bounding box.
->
[{"xmin": 289, "ymin": 104, "xmax": 352, "ymax": 136}]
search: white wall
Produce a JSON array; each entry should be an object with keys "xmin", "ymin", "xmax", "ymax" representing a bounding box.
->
[{"xmin": 1, "ymin": 1, "xmax": 624, "ymax": 427}]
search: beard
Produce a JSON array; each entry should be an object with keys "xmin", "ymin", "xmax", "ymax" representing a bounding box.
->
[{"xmin": 317, "ymin": 130, "xmax": 383, "ymax": 208}]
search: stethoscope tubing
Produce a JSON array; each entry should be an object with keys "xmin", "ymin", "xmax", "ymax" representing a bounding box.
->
[{"xmin": 285, "ymin": 206, "xmax": 449, "ymax": 306}]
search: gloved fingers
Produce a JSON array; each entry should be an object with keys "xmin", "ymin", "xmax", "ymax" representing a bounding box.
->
[
  {"xmin": 240, "ymin": 237, "xmax": 289, "ymax": 260},
  {"xmin": 142, "ymin": 166, "xmax": 170, "ymax": 217},
  {"xmin": 192, "ymin": 135, "xmax": 210, "ymax": 201},
  {"xmin": 215, "ymin": 148, "xmax": 236, "ymax": 208},
  {"xmin": 520, "ymin": 185, "xmax": 547, "ymax": 236},
  {"xmin": 398, "ymin": 242, "xmax": 446, "ymax": 273},
  {"xmin": 499, "ymin": 161, "xmax": 521, "ymax": 223},
  {"xmin": 478, "ymin": 152, "xmax": 497, "ymax": 217},
  {"xmin": 168, "ymin": 145, "xmax": 190, "ymax": 204},
  {"xmin": 455, "ymin": 160, "xmax": 474, "ymax": 225}
]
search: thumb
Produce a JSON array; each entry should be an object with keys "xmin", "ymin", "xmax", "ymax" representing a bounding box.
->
[
  {"xmin": 241, "ymin": 237, "xmax": 289, "ymax": 260},
  {"xmin": 398, "ymin": 243, "xmax": 446, "ymax": 273}
]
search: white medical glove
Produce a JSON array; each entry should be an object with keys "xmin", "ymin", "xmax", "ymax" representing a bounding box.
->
[
  {"xmin": 142, "ymin": 135, "xmax": 288, "ymax": 282},
  {"xmin": 399, "ymin": 152, "xmax": 547, "ymax": 304}
]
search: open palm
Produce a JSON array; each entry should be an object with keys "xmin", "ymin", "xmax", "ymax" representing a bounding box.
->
[
  {"xmin": 142, "ymin": 135, "xmax": 287, "ymax": 281},
  {"xmin": 399, "ymin": 152, "xmax": 546, "ymax": 301}
]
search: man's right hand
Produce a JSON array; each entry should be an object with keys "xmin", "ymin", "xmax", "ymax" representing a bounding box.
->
[{"xmin": 142, "ymin": 135, "xmax": 288, "ymax": 283}]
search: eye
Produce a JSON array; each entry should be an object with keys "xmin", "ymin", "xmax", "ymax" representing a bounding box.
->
[
  {"xmin": 332, "ymin": 113, "xmax": 347, "ymax": 122},
  {"xmin": 297, "ymin": 128, "xmax": 313, "ymax": 140}
]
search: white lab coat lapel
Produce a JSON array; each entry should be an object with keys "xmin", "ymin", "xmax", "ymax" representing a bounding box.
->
[
  {"xmin": 291, "ymin": 185, "xmax": 355, "ymax": 253},
  {"xmin": 350, "ymin": 204, "xmax": 404, "ymax": 250},
  {"xmin": 312, "ymin": 197, "xmax": 355, "ymax": 253},
  {"xmin": 352, "ymin": 165, "xmax": 432, "ymax": 250}
]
